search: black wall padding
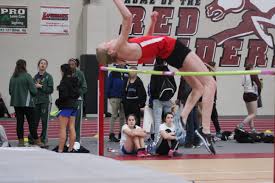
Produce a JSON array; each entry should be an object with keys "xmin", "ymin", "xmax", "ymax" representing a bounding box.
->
[{"xmin": 80, "ymin": 54, "xmax": 108, "ymax": 114}]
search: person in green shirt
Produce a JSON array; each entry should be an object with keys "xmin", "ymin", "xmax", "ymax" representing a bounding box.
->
[
  {"xmin": 9, "ymin": 59, "xmax": 42, "ymax": 147},
  {"xmin": 68, "ymin": 58, "xmax": 87, "ymax": 143},
  {"xmin": 32, "ymin": 59, "xmax": 54, "ymax": 147}
]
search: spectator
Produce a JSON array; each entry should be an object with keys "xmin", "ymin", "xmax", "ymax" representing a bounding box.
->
[
  {"xmin": 155, "ymin": 112, "xmax": 181, "ymax": 157},
  {"xmin": 238, "ymin": 64, "xmax": 262, "ymax": 133},
  {"xmin": 122, "ymin": 66, "xmax": 146, "ymax": 126},
  {"xmin": 207, "ymin": 62, "xmax": 222, "ymax": 138},
  {"xmin": 32, "ymin": 59, "xmax": 54, "ymax": 148},
  {"xmin": 150, "ymin": 59, "xmax": 176, "ymax": 142},
  {"xmin": 0, "ymin": 93, "xmax": 11, "ymax": 118},
  {"xmin": 107, "ymin": 64, "xmax": 127, "ymax": 142},
  {"xmin": 177, "ymin": 77, "xmax": 200, "ymax": 148},
  {"xmin": 9, "ymin": 59, "xmax": 41, "ymax": 147},
  {"xmin": 55, "ymin": 64, "xmax": 80, "ymax": 153},
  {"xmin": 0, "ymin": 125, "xmax": 9, "ymax": 147},
  {"xmin": 68, "ymin": 58, "xmax": 87, "ymax": 143},
  {"xmin": 120, "ymin": 114, "xmax": 149, "ymax": 157}
]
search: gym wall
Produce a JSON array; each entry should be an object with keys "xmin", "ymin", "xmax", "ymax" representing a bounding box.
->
[{"xmin": 0, "ymin": 0, "xmax": 84, "ymax": 113}]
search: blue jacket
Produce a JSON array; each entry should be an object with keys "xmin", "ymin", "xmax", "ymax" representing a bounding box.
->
[{"xmin": 107, "ymin": 71, "xmax": 127, "ymax": 98}]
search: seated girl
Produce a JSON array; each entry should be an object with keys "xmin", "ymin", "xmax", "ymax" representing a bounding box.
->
[
  {"xmin": 156, "ymin": 112, "xmax": 182, "ymax": 157},
  {"xmin": 120, "ymin": 114, "xmax": 150, "ymax": 157}
]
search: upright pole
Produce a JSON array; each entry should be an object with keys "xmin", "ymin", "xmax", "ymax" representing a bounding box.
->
[{"xmin": 98, "ymin": 66, "xmax": 104, "ymax": 156}]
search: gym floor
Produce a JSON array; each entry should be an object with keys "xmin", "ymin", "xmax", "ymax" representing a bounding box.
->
[{"xmin": 1, "ymin": 117, "xmax": 274, "ymax": 183}]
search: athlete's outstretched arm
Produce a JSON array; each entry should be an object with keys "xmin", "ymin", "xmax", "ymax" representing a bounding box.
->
[
  {"xmin": 146, "ymin": 11, "xmax": 158, "ymax": 36},
  {"xmin": 113, "ymin": 0, "xmax": 132, "ymax": 48}
]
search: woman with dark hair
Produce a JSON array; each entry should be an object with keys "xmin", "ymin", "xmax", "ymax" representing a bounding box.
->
[
  {"xmin": 237, "ymin": 64, "xmax": 262, "ymax": 133},
  {"xmin": 155, "ymin": 112, "xmax": 181, "ymax": 157},
  {"xmin": 9, "ymin": 59, "xmax": 41, "ymax": 147},
  {"xmin": 120, "ymin": 114, "xmax": 149, "ymax": 157},
  {"xmin": 32, "ymin": 59, "xmax": 54, "ymax": 147},
  {"xmin": 68, "ymin": 58, "xmax": 87, "ymax": 144},
  {"xmin": 55, "ymin": 64, "xmax": 80, "ymax": 152}
]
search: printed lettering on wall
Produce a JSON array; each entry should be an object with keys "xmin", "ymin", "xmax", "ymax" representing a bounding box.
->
[{"xmin": 123, "ymin": 0, "xmax": 275, "ymax": 68}]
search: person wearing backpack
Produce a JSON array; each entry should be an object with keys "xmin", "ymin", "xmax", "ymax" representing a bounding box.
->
[
  {"xmin": 68, "ymin": 58, "xmax": 87, "ymax": 144},
  {"xmin": 149, "ymin": 59, "xmax": 177, "ymax": 142},
  {"xmin": 122, "ymin": 66, "xmax": 146, "ymax": 126},
  {"xmin": 237, "ymin": 64, "xmax": 262, "ymax": 133},
  {"xmin": 55, "ymin": 64, "xmax": 80, "ymax": 153}
]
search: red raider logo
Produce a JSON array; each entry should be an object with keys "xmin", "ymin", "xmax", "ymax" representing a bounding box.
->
[{"xmin": 206, "ymin": 0, "xmax": 275, "ymax": 48}]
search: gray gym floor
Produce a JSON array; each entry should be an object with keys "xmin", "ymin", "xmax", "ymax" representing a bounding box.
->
[
  {"xmin": 9, "ymin": 137, "xmax": 274, "ymax": 155},
  {"xmin": 0, "ymin": 147, "xmax": 191, "ymax": 183}
]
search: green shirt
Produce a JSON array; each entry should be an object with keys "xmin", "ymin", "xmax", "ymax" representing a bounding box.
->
[
  {"xmin": 33, "ymin": 72, "xmax": 54, "ymax": 104},
  {"xmin": 73, "ymin": 69, "xmax": 87, "ymax": 99},
  {"xmin": 9, "ymin": 72, "xmax": 37, "ymax": 107}
]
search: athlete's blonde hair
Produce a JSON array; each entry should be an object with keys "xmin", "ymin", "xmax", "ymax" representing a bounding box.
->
[{"xmin": 96, "ymin": 47, "xmax": 114, "ymax": 65}]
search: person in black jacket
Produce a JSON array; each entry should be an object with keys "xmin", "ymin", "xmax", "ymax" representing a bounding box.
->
[
  {"xmin": 149, "ymin": 59, "xmax": 177, "ymax": 142},
  {"xmin": 122, "ymin": 66, "xmax": 146, "ymax": 126},
  {"xmin": 55, "ymin": 64, "xmax": 80, "ymax": 153}
]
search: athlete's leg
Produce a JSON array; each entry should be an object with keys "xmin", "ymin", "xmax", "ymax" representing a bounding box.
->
[{"xmin": 179, "ymin": 52, "xmax": 216, "ymax": 134}]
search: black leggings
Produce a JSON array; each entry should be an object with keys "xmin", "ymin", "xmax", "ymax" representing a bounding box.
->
[
  {"xmin": 14, "ymin": 107, "xmax": 38, "ymax": 140},
  {"xmin": 211, "ymin": 103, "xmax": 221, "ymax": 133},
  {"xmin": 156, "ymin": 129, "xmax": 178, "ymax": 155}
]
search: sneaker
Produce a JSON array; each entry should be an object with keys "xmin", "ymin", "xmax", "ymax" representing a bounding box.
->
[
  {"xmin": 68, "ymin": 149, "xmax": 77, "ymax": 153},
  {"xmin": 168, "ymin": 149, "xmax": 174, "ymax": 157},
  {"xmin": 184, "ymin": 143, "xmax": 194, "ymax": 148},
  {"xmin": 33, "ymin": 138, "xmax": 43, "ymax": 147},
  {"xmin": 109, "ymin": 133, "xmax": 119, "ymax": 142},
  {"xmin": 237, "ymin": 123, "xmax": 244, "ymax": 130},
  {"xmin": 137, "ymin": 149, "xmax": 146, "ymax": 157},
  {"xmin": 143, "ymin": 150, "xmax": 152, "ymax": 157},
  {"xmin": 168, "ymin": 150, "xmax": 182, "ymax": 157},
  {"xmin": 18, "ymin": 139, "xmax": 25, "ymax": 147},
  {"xmin": 28, "ymin": 134, "xmax": 34, "ymax": 145},
  {"xmin": 41, "ymin": 143, "xmax": 49, "ymax": 149},
  {"xmin": 1, "ymin": 141, "xmax": 9, "ymax": 147},
  {"xmin": 146, "ymin": 142, "xmax": 157, "ymax": 155},
  {"xmin": 251, "ymin": 128, "xmax": 257, "ymax": 134},
  {"xmin": 216, "ymin": 131, "xmax": 222, "ymax": 139},
  {"xmin": 193, "ymin": 141, "xmax": 203, "ymax": 148},
  {"xmin": 195, "ymin": 129, "xmax": 216, "ymax": 155},
  {"xmin": 173, "ymin": 150, "xmax": 183, "ymax": 157}
]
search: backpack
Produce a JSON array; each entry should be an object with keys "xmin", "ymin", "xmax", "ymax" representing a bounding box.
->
[
  {"xmin": 69, "ymin": 77, "xmax": 81, "ymax": 100},
  {"xmin": 234, "ymin": 128, "xmax": 255, "ymax": 143},
  {"xmin": 234, "ymin": 128, "xmax": 263, "ymax": 143},
  {"xmin": 159, "ymin": 78, "xmax": 176, "ymax": 101},
  {"xmin": 263, "ymin": 134, "xmax": 274, "ymax": 143}
]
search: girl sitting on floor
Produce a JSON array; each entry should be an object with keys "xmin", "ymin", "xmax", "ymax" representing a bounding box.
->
[
  {"xmin": 120, "ymin": 114, "xmax": 150, "ymax": 157},
  {"xmin": 156, "ymin": 112, "xmax": 182, "ymax": 157}
]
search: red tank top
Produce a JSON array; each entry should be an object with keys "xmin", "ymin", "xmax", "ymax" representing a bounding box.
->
[{"xmin": 128, "ymin": 36, "xmax": 176, "ymax": 64}]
